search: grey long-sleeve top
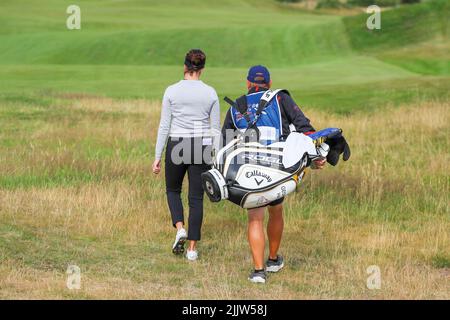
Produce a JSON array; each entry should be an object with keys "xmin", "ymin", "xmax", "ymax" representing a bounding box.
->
[{"xmin": 155, "ymin": 80, "xmax": 221, "ymax": 160}]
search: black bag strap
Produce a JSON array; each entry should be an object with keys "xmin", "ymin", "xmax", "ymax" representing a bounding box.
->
[{"xmin": 224, "ymin": 95, "xmax": 251, "ymax": 123}]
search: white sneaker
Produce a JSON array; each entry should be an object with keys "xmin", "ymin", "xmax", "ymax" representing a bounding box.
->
[
  {"xmin": 172, "ymin": 228, "xmax": 187, "ymax": 255},
  {"xmin": 186, "ymin": 249, "xmax": 198, "ymax": 261}
]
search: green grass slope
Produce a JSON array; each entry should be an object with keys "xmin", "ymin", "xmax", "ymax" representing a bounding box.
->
[
  {"xmin": 0, "ymin": 23, "xmax": 353, "ymax": 67},
  {"xmin": 0, "ymin": 0, "xmax": 448, "ymax": 112},
  {"xmin": 343, "ymin": 0, "xmax": 449, "ymax": 52},
  {"xmin": 343, "ymin": 0, "xmax": 449, "ymax": 77}
]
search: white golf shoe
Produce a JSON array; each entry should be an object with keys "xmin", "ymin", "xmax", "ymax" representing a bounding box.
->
[
  {"xmin": 186, "ymin": 249, "xmax": 198, "ymax": 261},
  {"xmin": 172, "ymin": 228, "xmax": 187, "ymax": 255}
]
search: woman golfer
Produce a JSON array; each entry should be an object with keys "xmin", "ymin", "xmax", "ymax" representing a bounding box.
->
[{"xmin": 153, "ymin": 49, "xmax": 220, "ymax": 261}]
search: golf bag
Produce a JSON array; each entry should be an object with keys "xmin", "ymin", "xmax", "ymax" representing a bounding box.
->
[{"xmin": 201, "ymin": 127, "xmax": 344, "ymax": 209}]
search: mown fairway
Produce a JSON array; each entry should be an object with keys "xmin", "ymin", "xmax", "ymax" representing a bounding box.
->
[{"xmin": 0, "ymin": 0, "xmax": 449, "ymax": 299}]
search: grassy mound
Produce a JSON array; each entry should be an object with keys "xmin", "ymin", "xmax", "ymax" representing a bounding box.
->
[{"xmin": 343, "ymin": 0, "xmax": 449, "ymax": 52}]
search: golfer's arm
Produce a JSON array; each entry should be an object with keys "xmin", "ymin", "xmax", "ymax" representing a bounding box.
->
[
  {"xmin": 210, "ymin": 96, "xmax": 221, "ymax": 137},
  {"xmin": 155, "ymin": 92, "xmax": 172, "ymax": 161}
]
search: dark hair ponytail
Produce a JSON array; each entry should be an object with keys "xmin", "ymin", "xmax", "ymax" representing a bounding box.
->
[{"xmin": 184, "ymin": 49, "xmax": 206, "ymax": 72}]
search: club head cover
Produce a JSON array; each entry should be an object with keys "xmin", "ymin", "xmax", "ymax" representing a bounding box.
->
[{"xmin": 325, "ymin": 135, "xmax": 351, "ymax": 166}]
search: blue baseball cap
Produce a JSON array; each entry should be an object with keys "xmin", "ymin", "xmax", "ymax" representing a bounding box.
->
[{"xmin": 247, "ymin": 65, "xmax": 270, "ymax": 84}]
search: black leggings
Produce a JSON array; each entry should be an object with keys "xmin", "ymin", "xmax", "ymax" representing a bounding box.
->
[{"xmin": 165, "ymin": 137, "xmax": 211, "ymax": 241}]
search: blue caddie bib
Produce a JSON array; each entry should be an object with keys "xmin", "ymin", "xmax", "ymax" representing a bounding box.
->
[{"xmin": 230, "ymin": 90, "xmax": 283, "ymax": 145}]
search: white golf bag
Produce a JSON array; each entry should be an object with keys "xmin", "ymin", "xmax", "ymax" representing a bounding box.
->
[{"xmin": 201, "ymin": 127, "xmax": 341, "ymax": 209}]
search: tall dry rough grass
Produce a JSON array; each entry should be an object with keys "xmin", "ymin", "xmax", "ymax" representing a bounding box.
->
[{"xmin": 0, "ymin": 98, "xmax": 448, "ymax": 299}]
